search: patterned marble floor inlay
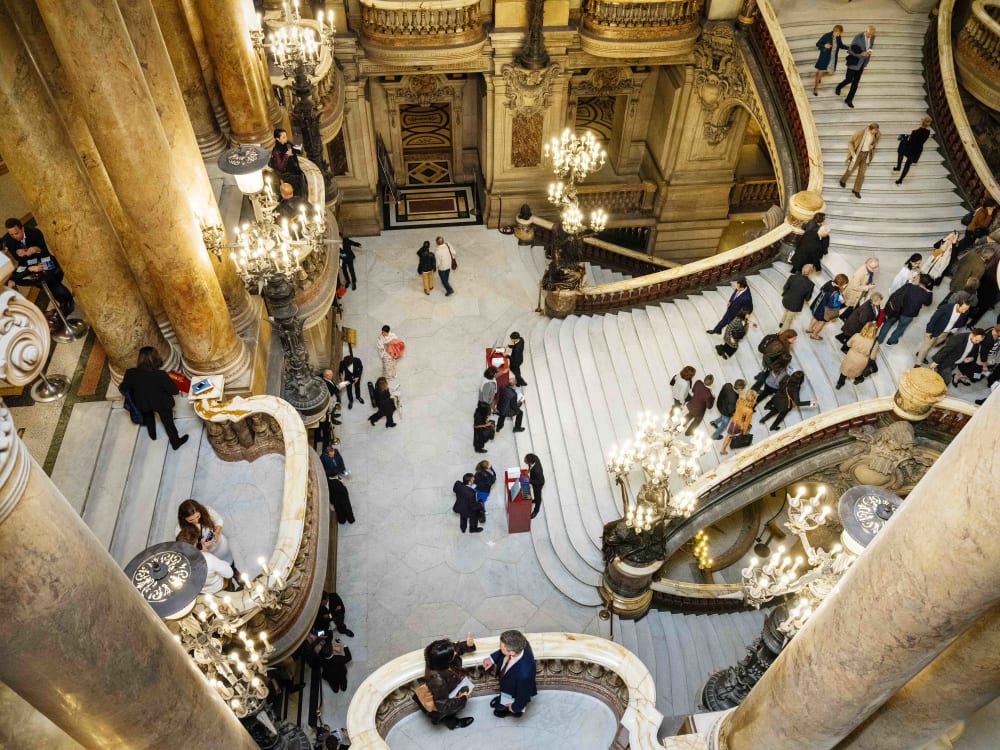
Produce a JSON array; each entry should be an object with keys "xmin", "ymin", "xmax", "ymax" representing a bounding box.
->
[{"xmin": 386, "ymin": 184, "xmax": 482, "ymax": 229}]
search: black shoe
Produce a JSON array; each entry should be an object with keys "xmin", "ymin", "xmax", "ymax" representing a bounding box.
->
[
  {"xmin": 61, "ymin": 300, "xmax": 74, "ymax": 315},
  {"xmin": 770, "ymin": 424, "xmax": 781, "ymax": 432},
  {"xmin": 895, "ymin": 180, "xmax": 902, "ymax": 185},
  {"xmin": 386, "ymin": 422, "xmax": 396, "ymax": 428},
  {"xmin": 839, "ymin": 179, "xmax": 846, "ymax": 188},
  {"xmin": 853, "ymin": 377, "xmax": 865, "ymax": 385},
  {"xmin": 475, "ymin": 448, "xmax": 488, "ymax": 454},
  {"xmin": 496, "ymin": 426, "xmax": 503, "ymax": 432},
  {"xmin": 530, "ymin": 511, "xmax": 538, "ymax": 518},
  {"xmin": 512, "ymin": 427, "xmax": 525, "ymax": 433},
  {"xmin": 357, "ymin": 396, "xmax": 365, "ymax": 404},
  {"xmin": 351, "ymin": 285, "xmax": 357, "ymax": 290},
  {"xmin": 519, "ymin": 381, "xmax": 528, "ymax": 387},
  {"xmin": 835, "ymin": 86, "xmax": 843, "ymax": 95},
  {"xmin": 348, "ymin": 402, "xmax": 352, "ymax": 410},
  {"xmin": 976, "ymin": 398, "xmax": 986, "ymax": 405},
  {"xmin": 340, "ymin": 628, "xmax": 355, "ymax": 638},
  {"xmin": 490, "ymin": 697, "xmax": 500, "ymax": 709},
  {"xmin": 445, "ymin": 290, "xmax": 454, "ymax": 296},
  {"xmin": 452, "ymin": 717, "xmax": 474, "ymax": 729},
  {"xmin": 852, "ymin": 191, "xmax": 861, "ymax": 199},
  {"xmin": 846, "ymin": 100, "xmax": 854, "ymax": 108},
  {"xmin": 171, "ymin": 435, "xmax": 189, "ymax": 450},
  {"xmin": 705, "ymin": 329, "xmax": 715, "ymax": 334},
  {"xmin": 892, "ymin": 167, "xmax": 900, "ymax": 172},
  {"xmin": 470, "ymin": 528, "xmax": 484, "ymax": 533},
  {"xmin": 369, "ymin": 417, "xmax": 377, "ymax": 425}
]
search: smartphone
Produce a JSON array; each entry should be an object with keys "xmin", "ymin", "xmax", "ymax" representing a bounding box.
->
[
  {"xmin": 191, "ymin": 378, "xmax": 212, "ymax": 395},
  {"xmin": 317, "ymin": 630, "xmax": 326, "ymax": 637}
]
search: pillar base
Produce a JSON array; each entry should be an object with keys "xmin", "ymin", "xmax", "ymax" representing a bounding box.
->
[
  {"xmin": 894, "ymin": 367, "xmax": 948, "ymax": 420},
  {"xmin": 600, "ymin": 557, "xmax": 665, "ymax": 620}
]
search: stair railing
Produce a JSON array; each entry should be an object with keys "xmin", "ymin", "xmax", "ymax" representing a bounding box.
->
[{"xmin": 927, "ymin": 0, "xmax": 1000, "ymax": 207}]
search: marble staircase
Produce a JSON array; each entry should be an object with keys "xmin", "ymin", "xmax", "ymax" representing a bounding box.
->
[
  {"xmin": 616, "ymin": 608, "xmax": 767, "ymax": 718},
  {"xmin": 780, "ymin": 7, "xmax": 968, "ymax": 255}
]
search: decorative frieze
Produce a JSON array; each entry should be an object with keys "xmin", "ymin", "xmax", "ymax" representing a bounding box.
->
[{"xmin": 501, "ymin": 62, "xmax": 562, "ymax": 114}]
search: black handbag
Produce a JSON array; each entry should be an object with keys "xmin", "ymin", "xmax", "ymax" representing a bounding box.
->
[{"xmin": 730, "ymin": 433, "xmax": 753, "ymax": 449}]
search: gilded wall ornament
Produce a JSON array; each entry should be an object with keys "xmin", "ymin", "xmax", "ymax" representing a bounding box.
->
[
  {"xmin": 575, "ymin": 66, "xmax": 636, "ymax": 97},
  {"xmin": 693, "ymin": 23, "xmax": 748, "ymax": 113},
  {"xmin": 399, "ymin": 74, "xmax": 454, "ymax": 106},
  {"xmin": 501, "ymin": 62, "xmax": 562, "ymax": 114}
]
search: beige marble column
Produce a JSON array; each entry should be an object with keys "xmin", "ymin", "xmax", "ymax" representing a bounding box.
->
[
  {"xmin": 193, "ymin": 0, "xmax": 273, "ymax": 145},
  {"xmin": 119, "ymin": 0, "xmax": 255, "ymax": 332},
  {"xmin": 0, "ymin": 3, "xmax": 171, "ymax": 377},
  {"xmin": 717, "ymin": 393, "xmax": 1000, "ymax": 750},
  {"xmin": 3, "ymin": 0, "xmax": 164, "ymax": 321},
  {"xmin": 175, "ymin": 0, "xmax": 232, "ymax": 137},
  {"xmin": 149, "ymin": 0, "xmax": 227, "ymax": 157},
  {"xmin": 0, "ymin": 410, "xmax": 256, "ymax": 749},
  {"xmin": 0, "ymin": 682, "xmax": 84, "ymax": 750},
  {"xmin": 837, "ymin": 605, "xmax": 1000, "ymax": 750},
  {"xmin": 35, "ymin": 0, "xmax": 249, "ymax": 378}
]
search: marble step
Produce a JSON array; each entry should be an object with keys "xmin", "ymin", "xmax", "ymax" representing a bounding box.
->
[
  {"xmin": 108, "ymin": 421, "xmax": 171, "ymax": 567},
  {"xmin": 147, "ymin": 425, "xmax": 203, "ymax": 548},
  {"xmin": 80, "ymin": 408, "xmax": 141, "ymax": 551},
  {"xmin": 668, "ymin": 612, "xmax": 705, "ymax": 713},
  {"xmin": 576, "ymin": 313, "xmax": 633, "ymax": 452},
  {"xmin": 645, "ymin": 608, "xmax": 675, "ymax": 714},
  {"xmin": 616, "ymin": 616, "xmax": 639, "ymax": 660},
  {"xmin": 820, "ymin": 201, "xmax": 963, "ymax": 221},
  {"xmin": 51, "ymin": 400, "xmax": 114, "ymax": 515}
]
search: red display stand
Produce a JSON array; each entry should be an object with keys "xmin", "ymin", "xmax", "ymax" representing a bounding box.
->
[
  {"xmin": 487, "ymin": 347, "xmax": 510, "ymax": 389},
  {"xmin": 504, "ymin": 468, "xmax": 532, "ymax": 534}
]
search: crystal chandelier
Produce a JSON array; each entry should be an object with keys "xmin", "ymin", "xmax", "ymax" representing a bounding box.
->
[
  {"xmin": 253, "ymin": 0, "xmax": 335, "ymax": 75},
  {"xmin": 741, "ymin": 483, "xmax": 901, "ymax": 637},
  {"xmin": 543, "ymin": 129, "xmax": 607, "ymax": 236},
  {"xmin": 607, "ymin": 409, "xmax": 711, "ymax": 532}
]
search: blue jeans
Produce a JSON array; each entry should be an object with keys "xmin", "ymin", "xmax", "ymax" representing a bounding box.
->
[
  {"xmin": 710, "ymin": 415, "xmax": 731, "ymax": 439},
  {"xmin": 878, "ymin": 315, "xmax": 914, "ymax": 344},
  {"xmin": 438, "ymin": 269, "xmax": 453, "ymax": 294}
]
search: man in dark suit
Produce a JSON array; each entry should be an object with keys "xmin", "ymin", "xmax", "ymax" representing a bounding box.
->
[
  {"xmin": 338, "ymin": 354, "xmax": 364, "ymax": 409},
  {"xmin": 507, "ymin": 331, "xmax": 527, "ymax": 387},
  {"xmin": 496, "ymin": 381, "xmax": 525, "ymax": 433},
  {"xmin": 340, "ymin": 236, "xmax": 361, "ymax": 291},
  {"xmin": 930, "ymin": 328, "xmax": 987, "ymax": 385},
  {"xmin": 707, "ymin": 277, "xmax": 753, "ymax": 335},
  {"xmin": 915, "ymin": 292, "xmax": 971, "ymax": 364},
  {"xmin": 835, "ymin": 25, "xmax": 876, "ymax": 107},
  {"xmin": 453, "ymin": 474, "xmax": 482, "ymax": 533},
  {"xmin": 3, "ymin": 218, "xmax": 75, "ymax": 314},
  {"xmin": 483, "ymin": 630, "xmax": 537, "ymax": 718}
]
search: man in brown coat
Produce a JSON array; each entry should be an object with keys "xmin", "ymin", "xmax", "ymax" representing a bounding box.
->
[
  {"xmin": 685, "ymin": 374, "xmax": 715, "ymax": 436},
  {"xmin": 840, "ymin": 123, "xmax": 880, "ymax": 199},
  {"xmin": 950, "ymin": 243, "xmax": 994, "ymax": 295}
]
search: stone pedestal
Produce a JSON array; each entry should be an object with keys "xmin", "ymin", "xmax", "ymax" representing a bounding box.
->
[
  {"xmin": 0, "ymin": 407, "xmax": 256, "ymax": 749},
  {"xmin": 786, "ymin": 190, "xmax": 825, "ymax": 225},
  {"xmin": 36, "ymin": 0, "xmax": 249, "ymax": 379},
  {"xmin": 600, "ymin": 558, "xmax": 665, "ymax": 620},
  {"xmin": 543, "ymin": 289, "xmax": 578, "ymax": 319},
  {"xmin": 0, "ymin": 4, "xmax": 170, "ymax": 377},
  {"xmin": 193, "ymin": 0, "xmax": 273, "ymax": 145},
  {"xmin": 893, "ymin": 367, "xmax": 948, "ymax": 420},
  {"xmin": 716, "ymin": 394, "xmax": 1000, "ymax": 749}
]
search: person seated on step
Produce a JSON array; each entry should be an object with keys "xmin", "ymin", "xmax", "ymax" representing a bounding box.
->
[
  {"xmin": 176, "ymin": 527, "xmax": 233, "ymax": 595},
  {"xmin": 419, "ymin": 635, "xmax": 477, "ymax": 730}
]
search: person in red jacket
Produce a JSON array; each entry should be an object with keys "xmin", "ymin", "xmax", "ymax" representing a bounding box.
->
[{"xmin": 685, "ymin": 374, "xmax": 715, "ymax": 436}]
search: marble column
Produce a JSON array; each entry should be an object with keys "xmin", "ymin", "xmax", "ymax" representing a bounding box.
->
[
  {"xmin": 2, "ymin": 0, "xmax": 164, "ymax": 322},
  {"xmin": 193, "ymin": 0, "xmax": 273, "ymax": 146},
  {"xmin": 175, "ymin": 0, "xmax": 232, "ymax": 137},
  {"xmin": 0, "ymin": 682, "xmax": 84, "ymax": 750},
  {"xmin": 149, "ymin": 0, "xmax": 227, "ymax": 157},
  {"xmin": 0, "ymin": 408, "xmax": 256, "ymax": 749},
  {"xmin": 118, "ymin": 0, "xmax": 255, "ymax": 333},
  {"xmin": 837, "ymin": 605, "xmax": 1000, "ymax": 750},
  {"xmin": 35, "ymin": 0, "xmax": 249, "ymax": 378},
  {"xmin": 0, "ymin": 3, "xmax": 171, "ymax": 377},
  {"xmin": 716, "ymin": 393, "xmax": 1000, "ymax": 750}
]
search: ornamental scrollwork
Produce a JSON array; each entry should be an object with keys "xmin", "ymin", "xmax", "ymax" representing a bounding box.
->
[{"xmin": 501, "ymin": 62, "xmax": 562, "ymax": 114}]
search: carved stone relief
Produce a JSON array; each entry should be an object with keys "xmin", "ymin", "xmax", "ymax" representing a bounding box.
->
[
  {"xmin": 693, "ymin": 22, "xmax": 751, "ymax": 146},
  {"xmin": 501, "ymin": 62, "xmax": 562, "ymax": 114}
]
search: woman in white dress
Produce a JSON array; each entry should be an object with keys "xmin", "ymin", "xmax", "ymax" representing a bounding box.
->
[
  {"xmin": 376, "ymin": 324, "xmax": 401, "ymax": 380},
  {"xmin": 889, "ymin": 253, "xmax": 923, "ymax": 294},
  {"xmin": 176, "ymin": 499, "xmax": 238, "ymax": 584}
]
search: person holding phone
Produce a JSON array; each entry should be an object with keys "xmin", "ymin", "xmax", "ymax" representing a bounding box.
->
[
  {"xmin": 422, "ymin": 633, "xmax": 477, "ymax": 729},
  {"xmin": 176, "ymin": 499, "xmax": 241, "ymax": 588}
]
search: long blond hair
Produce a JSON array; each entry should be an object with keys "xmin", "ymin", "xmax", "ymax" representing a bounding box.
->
[{"xmin": 860, "ymin": 322, "xmax": 878, "ymax": 339}]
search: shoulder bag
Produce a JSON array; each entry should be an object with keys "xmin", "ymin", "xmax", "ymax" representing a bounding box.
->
[{"xmin": 447, "ymin": 243, "xmax": 457, "ymax": 271}]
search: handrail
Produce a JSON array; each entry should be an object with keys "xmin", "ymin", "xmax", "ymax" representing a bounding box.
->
[
  {"xmin": 345, "ymin": 632, "xmax": 663, "ymax": 750},
  {"xmin": 550, "ymin": 0, "xmax": 823, "ymax": 315},
  {"xmin": 930, "ymin": 0, "xmax": 1000, "ymax": 206}
]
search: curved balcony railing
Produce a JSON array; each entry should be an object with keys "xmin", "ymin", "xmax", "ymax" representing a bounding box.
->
[
  {"xmin": 926, "ymin": 0, "xmax": 1000, "ymax": 207},
  {"xmin": 580, "ymin": 0, "xmax": 703, "ymax": 58},
  {"xmin": 956, "ymin": 0, "xmax": 1000, "ymax": 112},
  {"xmin": 656, "ymin": 397, "xmax": 975, "ymax": 565},
  {"xmin": 542, "ymin": 0, "xmax": 823, "ymax": 316},
  {"xmin": 358, "ymin": 0, "xmax": 485, "ymax": 64},
  {"xmin": 345, "ymin": 633, "xmax": 663, "ymax": 750},
  {"xmin": 192, "ymin": 394, "xmax": 329, "ymax": 661}
]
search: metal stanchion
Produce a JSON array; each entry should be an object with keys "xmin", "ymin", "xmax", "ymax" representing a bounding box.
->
[
  {"xmin": 40, "ymin": 279, "xmax": 88, "ymax": 343},
  {"xmin": 30, "ymin": 370, "xmax": 70, "ymax": 402}
]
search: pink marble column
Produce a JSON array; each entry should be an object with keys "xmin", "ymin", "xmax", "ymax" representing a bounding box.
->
[
  {"xmin": 193, "ymin": 0, "xmax": 273, "ymax": 145},
  {"xmin": 717, "ymin": 393, "xmax": 1000, "ymax": 750},
  {"xmin": 35, "ymin": 0, "xmax": 249, "ymax": 378},
  {"xmin": 837, "ymin": 604, "xmax": 1000, "ymax": 750},
  {"xmin": 0, "ymin": 411, "xmax": 257, "ymax": 750},
  {"xmin": 119, "ymin": 0, "xmax": 254, "ymax": 331},
  {"xmin": 149, "ymin": 0, "xmax": 227, "ymax": 157},
  {"xmin": 0, "ymin": 3, "xmax": 170, "ymax": 377},
  {"xmin": 3, "ymin": 0, "xmax": 164, "ymax": 320}
]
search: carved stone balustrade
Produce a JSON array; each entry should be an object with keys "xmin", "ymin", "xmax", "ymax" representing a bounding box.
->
[
  {"xmin": 346, "ymin": 633, "xmax": 664, "ymax": 750},
  {"xmin": 956, "ymin": 0, "xmax": 1000, "ymax": 113},
  {"xmin": 575, "ymin": 181, "xmax": 658, "ymax": 216},
  {"xmin": 580, "ymin": 0, "xmax": 704, "ymax": 59},
  {"xmin": 358, "ymin": 0, "xmax": 486, "ymax": 66},
  {"xmin": 730, "ymin": 179, "xmax": 780, "ymax": 213}
]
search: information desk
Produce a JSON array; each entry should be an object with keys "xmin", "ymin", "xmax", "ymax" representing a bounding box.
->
[{"xmin": 504, "ymin": 467, "xmax": 532, "ymax": 534}]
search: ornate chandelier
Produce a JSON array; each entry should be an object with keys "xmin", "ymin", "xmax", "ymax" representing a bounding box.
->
[
  {"xmin": 607, "ymin": 409, "xmax": 711, "ymax": 532},
  {"xmin": 543, "ymin": 128, "xmax": 607, "ymax": 236},
  {"xmin": 741, "ymin": 483, "xmax": 902, "ymax": 637}
]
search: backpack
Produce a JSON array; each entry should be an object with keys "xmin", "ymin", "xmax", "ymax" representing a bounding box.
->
[
  {"xmin": 885, "ymin": 284, "xmax": 909, "ymax": 319},
  {"xmin": 757, "ymin": 333, "xmax": 778, "ymax": 353}
]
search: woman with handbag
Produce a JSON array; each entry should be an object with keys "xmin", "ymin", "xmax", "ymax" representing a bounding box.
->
[
  {"xmin": 376, "ymin": 325, "xmax": 403, "ymax": 380},
  {"xmin": 894, "ymin": 117, "xmax": 931, "ymax": 184},
  {"xmin": 806, "ymin": 273, "xmax": 849, "ymax": 340},
  {"xmin": 720, "ymin": 388, "xmax": 757, "ymax": 455},
  {"xmin": 925, "ymin": 231, "xmax": 959, "ymax": 287},
  {"xmin": 837, "ymin": 322, "xmax": 880, "ymax": 388},
  {"xmin": 715, "ymin": 308, "xmax": 751, "ymax": 360},
  {"xmin": 419, "ymin": 636, "xmax": 477, "ymax": 729}
]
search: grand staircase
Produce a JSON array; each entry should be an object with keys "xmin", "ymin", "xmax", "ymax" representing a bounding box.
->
[{"xmin": 781, "ymin": 4, "xmax": 968, "ymax": 256}]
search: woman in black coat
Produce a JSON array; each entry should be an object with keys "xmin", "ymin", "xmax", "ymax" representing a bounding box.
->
[
  {"xmin": 120, "ymin": 346, "xmax": 188, "ymax": 450},
  {"xmin": 368, "ymin": 377, "xmax": 397, "ymax": 427},
  {"xmin": 524, "ymin": 453, "xmax": 545, "ymax": 519},
  {"xmin": 894, "ymin": 117, "xmax": 931, "ymax": 184},
  {"xmin": 789, "ymin": 226, "xmax": 830, "ymax": 274},
  {"xmin": 837, "ymin": 292, "xmax": 883, "ymax": 351},
  {"xmin": 759, "ymin": 371, "xmax": 814, "ymax": 431}
]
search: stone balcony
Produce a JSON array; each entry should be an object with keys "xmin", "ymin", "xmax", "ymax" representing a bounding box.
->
[
  {"xmin": 955, "ymin": 0, "xmax": 1000, "ymax": 112},
  {"xmin": 579, "ymin": 0, "xmax": 704, "ymax": 60},
  {"xmin": 357, "ymin": 0, "xmax": 487, "ymax": 66}
]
